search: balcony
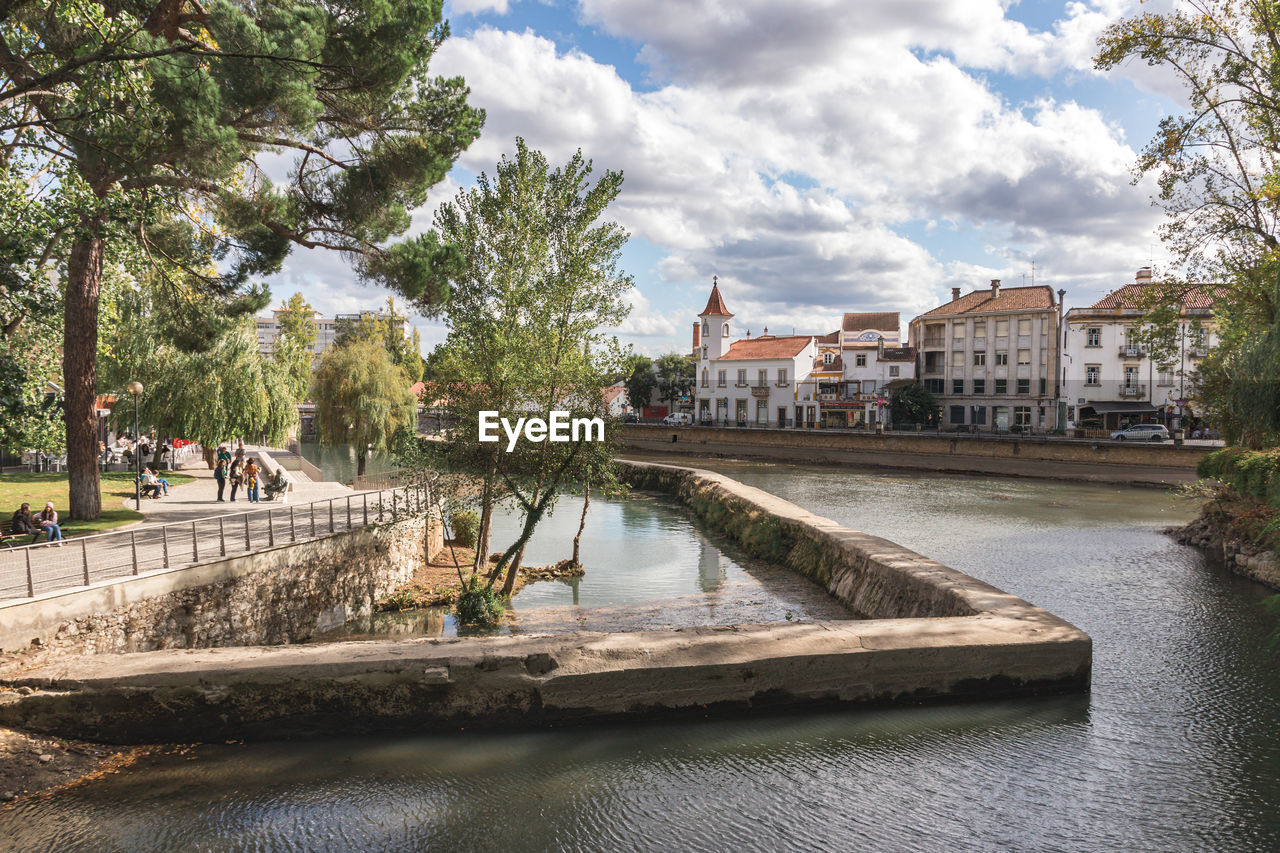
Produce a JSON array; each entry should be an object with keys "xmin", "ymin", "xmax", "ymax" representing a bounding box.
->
[
  {"xmin": 1189, "ymin": 346, "xmax": 1210, "ymax": 358},
  {"xmin": 1118, "ymin": 383, "xmax": 1147, "ymax": 398},
  {"xmin": 922, "ymin": 336, "xmax": 945, "ymax": 349},
  {"xmin": 1119, "ymin": 345, "xmax": 1145, "ymax": 358}
]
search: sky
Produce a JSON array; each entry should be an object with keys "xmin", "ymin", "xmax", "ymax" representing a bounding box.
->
[{"xmin": 262, "ymin": 0, "xmax": 1186, "ymax": 356}]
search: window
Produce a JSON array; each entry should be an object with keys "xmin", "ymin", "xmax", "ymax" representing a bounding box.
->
[
  {"xmin": 1014, "ymin": 406, "xmax": 1032, "ymax": 427},
  {"xmin": 722, "ymin": 323, "xmax": 730, "ymax": 337},
  {"xmin": 1017, "ymin": 349, "xmax": 1031, "ymax": 365},
  {"xmin": 756, "ymin": 400, "xmax": 768, "ymax": 424},
  {"xmin": 949, "ymin": 405, "xmax": 965, "ymax": 424},
  {"xmin": 972, "ymin": 406, "xmax": 987, "ymax": 425},
  {"xmin": 1017, "ymin": 378, "xmax": 1030, "ymax": 394},
  {"xmin": 856, "ymin": 353, "xmax": 867, "ymax": 367},
  {"xmin": 717, "ymin": 370, "xmax": 726, "ymax": 387},
  {"xmin": 716, "ymin": 398, "xmax": 728, "ymax": 420},
  {"xmin": 862, "ymin": 379, "xmax": 879, "ymax": 394},
  {"xmin": 735, "ymin": 399, "xmax": 747, "ymax": 422},
  {"xmin": 1157, "ymin": 368, "xmax": 1174, "ymax": 386},
  {"xmin": 995, "ymin": 378, "xmax": 1007, "ymax": 394},
  {"xmin": 701, "ymin": 368, "xmax": 708, "ymax": 388},
  {"xmin": 974, "ymin": 323, "xmax": 987, "ymax": 338},
  {"xmin": 1040, "ymin": 318, "xmax": 1047, "ymax": 335},
  {"xmin": 995, "ymin": 352, "xmax": 1008, "ymax": 366},
  {"xmin": 952, "ymin": 351, "xmax": 964, "ymax": 367},
  {"xmin": 996, "ymin": 319, "xmax": 1009, "ymax": 336},
  {"xmin": 925, "ymin": 378, "xmax": 945, "ymax": 394},
  {"xmin": 1018, "ymin": 318, "xmax": 1031, "ymax": 335},
  {"xmin": 701, "ymin": 345, "xmax": 707, "ymax": 359},
  {"xmin": 1039, "ymin": 378, "xmax": 1046, "ymax": 396},
  {"xmin": 889, "ymin": 365, "xmax": 900, "ymax": 377},
  {"xmin": 1085, "ymin": 365, "xmax": 1100, "ymax": 386},
  {"xmin": 758, "ymin": 369, "xmax": 768, "ymax": 387},
  {"xmin": 952, "ymin": 379, "xmax": 964, "ymax": 395},
  {"xmin": 973, "ymin": 378, "xmax": 985, "ymax": 394},
  {"xmin": 823, "ymin": 352, "xmax": 833, "ymax": 365},
  {"xmin": 736, "ymin": 369, "xmax": 747, "ymax": 386},
  {"xmin": 1086, "ymin": 327, "xmax": 1100, "ymax": 347},
  {"xmin": 702, "ymin": 320, "xmax": 709, "ymax": 336},
  {"xmin": 973, "ymin": 352, "xmax": 986, "ymax": 366},
  {"xmin": 953, "ymin": 324, "xmax": 966, "ymax": 339},
  {"xmin": 777, "ymin": 368, "xmax": 788, "ymax": 386}
]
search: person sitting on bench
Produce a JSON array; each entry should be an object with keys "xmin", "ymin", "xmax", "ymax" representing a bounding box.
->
[
  {"xmin": 140, "ymin": 469, "xmax": 163, "ymax": 498},
  {"xmin": 10, "ymin": 502, "xmax": 38, "ymax": 542},
  {"xmin": 263, "ymin": 469, "xmax": 290, "ymax": 501}
]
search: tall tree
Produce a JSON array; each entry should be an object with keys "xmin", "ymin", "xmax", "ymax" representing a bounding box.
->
[
  {"xmin": 654, "ymin": 352, "xmax": 695, "ymax": 410},
  {"xmin": 428, "ymin": 140, "xmax": 632, "ymax": 594},
  {"xmin": 273, "ymin": 292, "xmax": 319, "ymax": 403},
  {"xmin": 1096, "ymin": 1, "xmax": 1280, "ymax": 446},
  {"xmin": 332, "ymin": 296, "xmax": 426, "ymax": 382},
  {"xmin": 623, "ymin": 355, "xmax": 655, "ymax": 410},
  {"xmin": 1, "ymin": 0, "xmax": 481, "ymax": 517},
  {"xmin": 311, "ymin": 340, "xmax": 417, "ymax": 478}
]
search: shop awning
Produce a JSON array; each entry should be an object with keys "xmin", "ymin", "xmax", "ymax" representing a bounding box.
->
[{"xmin": 1078, "ymin": 401, "xmax": 1157, "ymax": 415}]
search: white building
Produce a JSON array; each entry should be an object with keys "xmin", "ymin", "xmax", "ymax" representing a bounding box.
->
[
  {"xmin": 910, "ymin": 280, "xmax": 1063, "ymax": 432},
  {"xmin": 693, "ymin": 280, "xmax": 817, "ymax": 427},
  {"xmin": 1062, "ymin": 267, "xmax": 1219, "ymax": 431},
  {"xmin": 817, "ymin": 313, "xmax": 916, "ymax": 427},
  {"xmin": 255, "ymin": 309, "xmax": 411, "ymax": 363}
]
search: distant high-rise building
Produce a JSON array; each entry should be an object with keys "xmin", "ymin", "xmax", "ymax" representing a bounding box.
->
[{"xmin": 255, "ymin": 308, "xmax": 411, "ymax": 363}]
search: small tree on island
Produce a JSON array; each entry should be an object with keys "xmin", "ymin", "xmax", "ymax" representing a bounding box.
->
[
  {"xmin": 421, "ymin": 140, "xmax": 632, "ymax": 603},
  {"xmin": 312, "ymin": 341, "xmax": 418, "ymax": 480}
]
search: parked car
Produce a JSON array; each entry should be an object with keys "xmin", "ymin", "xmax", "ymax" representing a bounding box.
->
[
  {"xmin": 1109, "ymin": 423, "xmax": 1170, "ymax": 442},
  {"xmin": 622, "ymin": 412, "xmax": 639, "ymax": 423},
  {"xmin": 662, "ymin": 412, "xmax": 693, "ymax": 426}
]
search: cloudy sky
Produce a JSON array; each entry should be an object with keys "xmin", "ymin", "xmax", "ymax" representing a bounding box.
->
[{"xmin": 265, "ymin": 0, "xmax": 1184, "ymax": 355}]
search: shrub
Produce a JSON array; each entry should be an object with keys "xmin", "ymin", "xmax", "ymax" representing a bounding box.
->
[
  {"xmin": 454, "ymin": 573, "xmax": 504, "ymax": 626},
  {"xmin": 450, "ymin": 510, "xmax": 480, "ymax": 547},
  {"xmin": 1199, "ymin": 448, "xmax": 1280, "ymax": 507}
]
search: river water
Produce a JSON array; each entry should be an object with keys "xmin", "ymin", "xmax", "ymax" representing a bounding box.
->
[{"xmin": 3, "ymin": 461, "xmax": 1279, "ymax": 852}]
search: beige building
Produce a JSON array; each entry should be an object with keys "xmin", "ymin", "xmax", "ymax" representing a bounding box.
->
[{"xmin": 909, "ymin": 280, "xmax": 1063, "ymax": 432}]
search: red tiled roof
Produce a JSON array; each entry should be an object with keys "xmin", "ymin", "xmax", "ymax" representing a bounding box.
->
[
  {"xmin": 816, "ymin": 330, "xmax": 840, "ymax": 344},
  {"xmin": 920, "ymin": 285, "xmax": 1055, "ymax": 317},
  {"xmin": 812, "ymin": 354, "xmax": 843, "ymax": 372},
  {"xmin": 880, "ymin": 346, "xmax": 916, "ymax": 362},
  {"xmin": 602, "ymin": 386, "xmax": 625, "ymax": 404},
  {"xmin": 699, "ymin": 282, "xmax": 734, "ymax": 317},
  {"xmin": 713, "ymin": 335, "xmax": 811, "ymax": 360},
  {"xmin": 842, "ymin": 312, "xmax": 899, "ymax": 332},
  {"xmin": 1088, "ymin": 282, "xmax": 1221, "ymax": 311}
]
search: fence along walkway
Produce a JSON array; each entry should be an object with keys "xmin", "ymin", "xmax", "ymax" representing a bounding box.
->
[{"xmin": 0, "ymin": 482, "xmax": 429, "ymax": 602}]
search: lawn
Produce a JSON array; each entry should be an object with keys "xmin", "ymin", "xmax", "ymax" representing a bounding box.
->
[{"xmin": 0, "ymin": 471, "xmax": 196, "ymax": 536}]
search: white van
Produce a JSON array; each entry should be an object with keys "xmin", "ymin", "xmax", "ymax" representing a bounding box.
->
[{"xmin": 662, "ymin": 412, "xmax": 693, "ymax": 426}]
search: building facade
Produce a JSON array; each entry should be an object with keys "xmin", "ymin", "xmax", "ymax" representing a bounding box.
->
[
  {"xmin": 255, "ymin": 309, "xmax": 411, "ymax": 363},
  {"xmin": 799, "ymin": 315, "xmax": 916, "ymax": 427},
  {"xmin": 910, "ymin": 280, "xmax": 1063, "ymax": 432},
  {"xmin": 1062, "ymin": 267, "xmax": 1218, "ymax": 431}
]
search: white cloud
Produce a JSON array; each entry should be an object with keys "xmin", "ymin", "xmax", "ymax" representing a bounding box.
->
[{"xmin": 448, "ymin": 0, "xmax": 511, "ymax": 16}]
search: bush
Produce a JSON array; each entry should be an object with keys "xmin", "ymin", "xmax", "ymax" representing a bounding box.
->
[
  {"xmin": 1199, "ymin": 447, "xmax": 1280, "ymax": 507},
  {"xmin": 450, "ymin": 510, "xmax": 480, "ymax": 547},
  {"xmin": 454, "ymin": 573, "xmax": 505, "ymax": 626}
]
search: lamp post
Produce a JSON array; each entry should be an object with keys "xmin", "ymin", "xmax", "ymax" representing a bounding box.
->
[{"xmin": 128, "ymin": 381, "xmax": 143, "ymax": 509}]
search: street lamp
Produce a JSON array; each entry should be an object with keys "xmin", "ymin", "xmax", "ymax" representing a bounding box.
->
[{"xmin": 128, "ymin": 381, "xmax": 143, "ymax": 510}]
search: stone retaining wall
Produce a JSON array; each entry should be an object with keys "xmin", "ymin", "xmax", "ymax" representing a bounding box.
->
[
  {"xmin": 0, "ymin": 462, "xmax": 1090, "ymax": 743},
  {"xmin": 0, "ymin": 515, "xmax": 437, "ymax": 655},
  {"xmin": 622, "ymin": 424, "xmax": 1205, "ymax": 485}
]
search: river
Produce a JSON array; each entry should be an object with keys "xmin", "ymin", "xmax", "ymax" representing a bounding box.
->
[{"xmin": 3, "ymin": 461, "xmax": 1278, "ymax": 852}]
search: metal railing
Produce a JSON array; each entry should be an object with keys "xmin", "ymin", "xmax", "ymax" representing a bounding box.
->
[{"xmin": 0, "ymin": 481, "xmax": 429, "ymax": 602}]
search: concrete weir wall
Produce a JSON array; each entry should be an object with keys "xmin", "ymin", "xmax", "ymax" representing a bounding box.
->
[
  {"xmin": 622, "ymin": 424, "xmax": 1206, "ymax": 485},
  {"xmin": 0, "ymin": 463, "xmax": 1090, "ymax": 744},
  {"xmin": 0, "ymin": 516, "xmax": 435, "ymax": 656}
]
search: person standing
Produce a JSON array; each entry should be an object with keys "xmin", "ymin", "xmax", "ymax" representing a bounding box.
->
[
  {"xmin": 37, "ymin": 502, "xmax": 62, "ymax": 543},
  {"xmin": 214, "ymin": 452, "xmax": 229, "ymax": 502},
  {"xmin": 229, "ymin": 449, "xmax": 245, "ymax": 502},
  {"xmin": 244, "ymin": 458, "xmax": 261, "ymax": 503}
]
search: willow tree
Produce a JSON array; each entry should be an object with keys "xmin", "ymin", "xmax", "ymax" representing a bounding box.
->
[
  {"xmin": 273, "ymin": 292, "xmax": 319, "ymax": 404},
  {"xmin": 429, "ymin": 140, "xmax": 632, "ymax": 594},
  {"xmin": 1097, "ymin": 1, "xmax": 1280, "ymax": 446},
  {"xmin": 0, "ymin": 0, "xmax": 481, "ymax": 517},
  {"xmin": 311, "ymin": 340, "xmax": 417, "ymax": 478}
]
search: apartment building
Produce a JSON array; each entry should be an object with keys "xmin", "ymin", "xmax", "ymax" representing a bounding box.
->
[
  {"xmin": 1062, "ymin": 267, "xmax": 1218, "ymax": 430},
  {"xmin": 255, "ymin": 309, "xmax": 411, "ymax": 363},
  {"xmin": 909, "ymin": 280, "xmax": 1063, "ymax": 432}
]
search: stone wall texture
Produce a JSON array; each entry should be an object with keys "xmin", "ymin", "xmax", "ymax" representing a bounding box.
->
[
  {"xmin": 622, "ymin": 424, "xmax": 1206, "ymax": 485},
  {"xmin": 0, "ymin": 516, "xmax": 436, "ymax": 656}
]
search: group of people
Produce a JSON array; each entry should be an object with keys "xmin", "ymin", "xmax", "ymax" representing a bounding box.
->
[
  {"xmin": 10, "ymin": 502, "xmax": 62, "ymax": 544},
  {"xmin": 213, "ymin": 446, "xmax": 263, "ymax": 503},
  {"xmin": 139, "ymin": 467, "xmax": 171, "ymax": 499},
  {"xmin": 101, "ymin": 433, "xmax": 172, "ymax": 469}
]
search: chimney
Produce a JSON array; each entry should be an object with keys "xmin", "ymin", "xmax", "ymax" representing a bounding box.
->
[
  {"xmin": 692, "ymin": 322, "xmax": 701, "ymax": 350},
  {"xmin": 1136, "ymin": 267, "xmax": 1153, "ymax": 284},
  {"xmin": 746, "ymin": 329, "xmax": 751, "ymax": 339},
  {"xmin": 990, "ymin": 279, "xmax": 1001, "ymax": 298},
  {"xmin": 762, "ymin": 326, "xmax": 769, "ymax": 336},
  {"xmin": 1057, "ymin": 288, "xmax": 1066, "ymax": 307},
  {"xmin": 951, "ymin": 287, "xmax": 961, "ymax": 302}
]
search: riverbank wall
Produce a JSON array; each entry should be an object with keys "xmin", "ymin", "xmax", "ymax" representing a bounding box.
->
[
  {"xmin": 0, "ymin": 515, "xmax": 440, "ymax": 656},
  {"xmin": 1171, "ymin": 502, "xmax": 1280, "ymax": 591},
  {"xmin": 621, "ymin": 424, "xmax": 1206, "ymax": 485},
  {"xmin": 0, "ymin": 462, "xmax": 1090, "ymax": 743}
]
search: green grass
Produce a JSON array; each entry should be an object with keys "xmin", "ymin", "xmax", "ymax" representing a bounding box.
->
[{"xmin": 0, "ymin": 471, "xmax": 196, "ymax": 536}]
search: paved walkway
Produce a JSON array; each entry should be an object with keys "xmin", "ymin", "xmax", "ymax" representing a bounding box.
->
[{"xmin": 123, "ymin": 447, "xmax": 353, "ymax": 526}]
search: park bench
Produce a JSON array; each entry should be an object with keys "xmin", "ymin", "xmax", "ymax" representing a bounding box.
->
[{"xmin": 1, "ymin": 519, "xmax": 43, "ymax": 548}]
